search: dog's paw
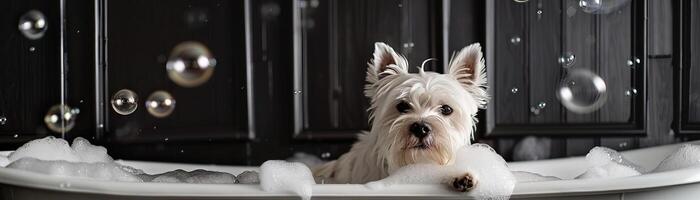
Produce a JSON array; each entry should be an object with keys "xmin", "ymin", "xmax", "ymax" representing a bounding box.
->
[{"xmin": 451, "ymin": 173, "xmax": 477, "ymax": 192}]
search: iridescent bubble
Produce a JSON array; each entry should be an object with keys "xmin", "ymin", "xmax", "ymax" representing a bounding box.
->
[
  {"xmin": 145, "ymin": 91, "xmax": 176, "ymax": 118},
  {"xmin": 111, "ymin": 89, "xmax": 138, "ymax": 115},
  {"xmin": 18, "ymin": 10, "xmax": 48, "ymax": 40},
  {"xmin": 578, "ymin": 0, "xmax": 631, "ymax": 14},
  {"xmin": 578, "ymin": 0, "xmax": 602, "ymax": 13},
  {"xmin": 557, "ymin": 69, "xmax": 607, "ymax": 114},
  {"xmin": 44, "ymin": 105, "xmax": 79, "ymax": 133},
  {"xmin": 166, "ymin": 41, "xmax": 216, "ymax": 87}
]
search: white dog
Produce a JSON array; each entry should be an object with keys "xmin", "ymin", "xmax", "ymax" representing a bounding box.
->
[{"xmin": 313, "ymin": 42, "xmax": 488, "ymax": 192}]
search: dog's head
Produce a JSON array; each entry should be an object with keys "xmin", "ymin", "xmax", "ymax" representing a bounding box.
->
[{"xmin": 365, "ymin": 42, "xmax": 487, "ymax": 173}]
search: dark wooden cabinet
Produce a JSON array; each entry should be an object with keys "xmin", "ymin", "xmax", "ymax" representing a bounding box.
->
[
  {"xmin": 103, "ymin": 0, "xmax": 250, "ymax": 143},
  {"xmin": 675, "ymin": 0, "xmax": 700, "ymax": 134},
  {"xmin": 484, "ymin": 0, "xmax": 646, "ymax": 136},
  {"xmin": 0, "ymin": 1, "xmax": 62, "ymax": 141},
  {"xmin": 0, "ymin": 0, "xmax": 690, "ymax": 164},
  {"xmin": 291, "ymin": 0, "xmax": 443, "ymax": 140}
]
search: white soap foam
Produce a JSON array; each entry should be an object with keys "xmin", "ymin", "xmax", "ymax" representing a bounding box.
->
[
  {"xmin": 8, "ymin": 136, "xmax": 113, "ymax": 164},
  {"xmin": 512, "ymin": 171, "xmax": 561, "ymax": 182},
  {"xmin": 365, "ymin": 164, "xmax": 461, "ymax": 190},
  {"xmin": 0, "ymin": 156, "xmax": 9, "ymax": 167},
  {"xmin": 654, "ymin": 144, "xmax": 700, "ymax": 172},
  {"xmin": 454, "ymin": 143, "xmax": 515, "ymax": 200},
  {"xmin": 237, "ymin": 170, "xmax": 260, "ymax": 184},
  {"xmin": 5, "ymin": 137, "xmax": 244, "ymax": 185},
  {"xmin": 366, "ymin": 144, "xmax": 515, "ymax": 200},
  {"xmin": 260, "ymin": 160, "xmax": 315, "ymax": 200},
  {"xmin": 9, "ymin": 136, "xmax": 81, "ymax": 162},
  {"xmin": 71, "ymin": 137, "xmax": 113, "ymax": 163},
  {"xmin": 6, "ymin": 157, "xmax": 142, "ymax": 182},
  {"xmin": 577, "ymin": 146, "xmax": 643, "ymax": 179}
]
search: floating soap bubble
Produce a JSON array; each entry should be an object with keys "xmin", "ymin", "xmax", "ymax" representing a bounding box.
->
[
  {"xmin": 18, "ymin": 10, "xmax": 48, "ymax": 40},
  {"xmin": 578, "ymin": 0, "xmax": 631, "ymax": 14},
  {"xmin": 166, "ymin": 41, "xmax": 216, "ymax": 87},
  {"xmin": 44, "ymin": 105, "xmax": 79, "ymax": 133},
  {"xmin": 578, "ymin": 0, "xmax": 602, "ymax": 13},
  {"xmin": 145, "ymin": 91, "xmax": 176, "ymax": 118},
  {"xmin": 557, "ymin": 69, "xmax": 607, "ymax": 114},
  {"xmin": 111, "ymin": 89, "xmax": 138, "ymax": 115}
]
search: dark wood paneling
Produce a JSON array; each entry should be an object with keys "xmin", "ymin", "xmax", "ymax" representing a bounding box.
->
[
  {"xmin": 103, "ymin": 0, "xmax": 250, "ymax": 164},
  {"xmin": 528, "ymin": 0, "xmax": 562, "ymax": 124},
  {"xmin": 496, "ymin": 138, "xmax": 517, "ymax": 161},
  {"xmin": 549, "ymin": 137, "xmax": 567, "ymax": 158},
  {"xmin": 65, "ymin": 0, "xmax": 96, "ymax": 141},
  {"xmin": 0, "ymin": 0, "xmax": 61, "ymax": 141},
  {"xmin": 563, "ymin": 0, "xmax": 598, "ymax": 123},
  {"xmin": 248, "ymin": 0, "xmax": 309, "ymax": 164},
  {"xmin": 688, "ymin": 0, "xmax": 700, "ymax": 124},
  {"xmin": 641, "ymin": 58, "xmax": 677, "ymax": 145},
  {"xmin": 493, "ymin": 0, "xmax": 529, "ymax": 125},
  {"xmin": 105, "ymin": 0, "xmax": 249, "ymax": 144},
  {"xmin": 597, "ymin": 1, "xmax": 632, "ymax": 123},
  {"xmin": 448, "ymin": 0, "xmax": 483, "ymax": 55},
  {"xmin": 648, "ymin": 0, "xmax": 673, "ymax": 56},
  {"xmin": 565, "ymin": 137, "xmax": 597, "ymax": 157},
  {"xmin": 297, "ymin": 0, "xmax": 440, "ymax": 139}
]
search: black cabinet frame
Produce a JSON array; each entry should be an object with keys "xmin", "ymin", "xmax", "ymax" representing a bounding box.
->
[{"xmin": 483, "ymin": 0, "xmax": 647, "ymax": 137}]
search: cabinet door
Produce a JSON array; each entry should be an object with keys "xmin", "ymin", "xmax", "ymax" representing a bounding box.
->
[
  {"xmin": 485, "ymin": 0, "xmax": 646, "ymax": 136},
  {"xmin": 103, "ymin": 0, "xmax": 250, "ymax": 143},
  {"xmin": 0, "ymin": 1, "xmax": 63, "ymax": 141},
  {"xmin": 291, "ymin": 0, "xmax": 442, "ymax": 140},
  {"xmin": 677, "ymin": 0, "xmax": 700, "ymax": 133}
]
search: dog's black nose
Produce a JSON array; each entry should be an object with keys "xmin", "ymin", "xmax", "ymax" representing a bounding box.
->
[{"xmin": 409, "ymin": 122, "xmax": 431, "ymax": 138}]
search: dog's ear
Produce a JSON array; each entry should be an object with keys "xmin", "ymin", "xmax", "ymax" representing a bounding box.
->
[
  {"xmin": 448, "ymin": 43, "xmax": 488, "ymax": 107},
  {"xmin": 365, "ymin": 42, "xmax": 408, "ymax": 97}
]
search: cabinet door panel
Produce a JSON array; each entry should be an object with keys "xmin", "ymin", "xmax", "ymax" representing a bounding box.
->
[
  {"xmin": 492, "ymin": 0, "xmax": 528, "ymax": 127},
  {"xmin": 528, "ymin": 0, "xmax": 562, "ymax": 124},
  {"xmin": 293, "ymin": 0, "xmax": 440, "ymax": 140},
  {"xmin": 105, "ymin": 0, "xmax": 250, "ymax": 143},
  {"xmin": 486, "ymin": 0, "xmax": 645, "ymax": 136},
  {"xmin": 677, "ymin": 0, "xmax": 700, "ymax": 133},
  {"xmin": 0, "ymin": 1, "xmax": 62, "ymax": 140}
]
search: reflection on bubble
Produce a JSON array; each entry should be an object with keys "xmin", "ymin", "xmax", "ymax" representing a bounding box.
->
[
  {"xmin": 578, "ymin": 0, "xmax": 630, "ymax": 14},
  {"xmin": 557, "ymin": 69, "xmax": 607, "ymax": 114},
  {"xmin": 18, "ymin": 10, "xmax": 48, "ymax": 40},
  {"xmin": 145, "ymin": 91, "xmax": 176, "ymax": 118},
  {"xmin": 44, "ymin": 105, "xmax": 79, "ymax": 133},
  {"xmin": 578, "ymin": 0, "xmax": 602, "ymax": 13},
  {"xmin": 166, "ymin": 41, "xmax": 216, "ymax": 88},
  {"xmin": 111, "ymin": 89, "xmax": 138, "ymax": 115}
]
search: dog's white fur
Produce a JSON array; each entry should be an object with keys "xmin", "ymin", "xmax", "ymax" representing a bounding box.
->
[{"xmin": 313, "ymin": 42, "xmax": 488, "ymax": 184}]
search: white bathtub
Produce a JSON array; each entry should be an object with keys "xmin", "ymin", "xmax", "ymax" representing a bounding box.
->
[{"xmin": 1, "ymin": 141, "xmax": 700, "ymax": 200}]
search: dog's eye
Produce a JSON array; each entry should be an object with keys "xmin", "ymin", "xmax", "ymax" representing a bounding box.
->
[
  {"xmin": 396, "ymin": 101, "xmax": 411, "ymax": 113},
  {"xmin": 440, "ymin": 105, "xmax": 453, "ymax": 116}
]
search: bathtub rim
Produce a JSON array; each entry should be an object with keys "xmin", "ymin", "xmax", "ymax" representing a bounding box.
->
[
  {"xmin": 1, "ymin": 140, "xmax": 700, "ymax": 198},
  {"xmin": 0, "ymin": 165, "xmax": 699, "ymax": 198}
]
